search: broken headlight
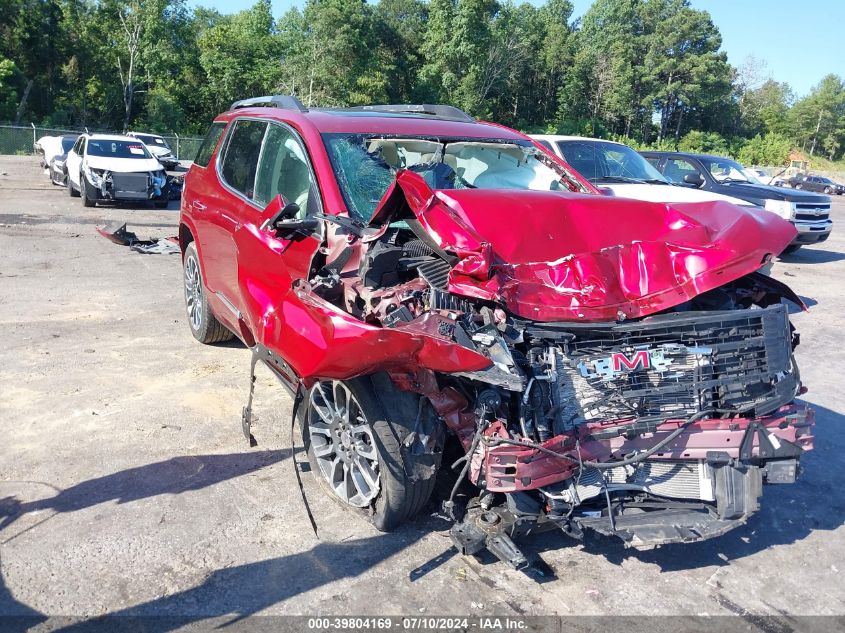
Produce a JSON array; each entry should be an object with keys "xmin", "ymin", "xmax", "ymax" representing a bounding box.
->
[{"xmin": 84, "ymin": 166, "xmax": 106, "ymax": 187}]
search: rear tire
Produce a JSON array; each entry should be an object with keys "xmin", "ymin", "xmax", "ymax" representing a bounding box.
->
[
  {"xmin": 182, "ymin": 241, "xmax": 233, "ymax": 344},
  {"xmin": 302, "ymin": 374, "xmax": 441, "ymax": 531}
]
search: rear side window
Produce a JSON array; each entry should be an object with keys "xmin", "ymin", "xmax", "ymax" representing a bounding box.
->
[
  {"xmin": 220, "ymin": 120, "xmax": 267, "ymax": 199},
  {"xmin": 193, "ymin": 122, "xmax": 226, "ymax": 168}
]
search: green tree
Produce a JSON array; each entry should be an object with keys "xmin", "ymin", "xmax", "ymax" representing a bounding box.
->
[{"xmin": 790, "ymin": 74, "xmax": 845, "ymax": 157}]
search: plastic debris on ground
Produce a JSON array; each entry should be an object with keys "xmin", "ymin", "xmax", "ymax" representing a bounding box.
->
[{"xmin": 96, "ymin": 223, "xmax": 180, "ymax": 255}]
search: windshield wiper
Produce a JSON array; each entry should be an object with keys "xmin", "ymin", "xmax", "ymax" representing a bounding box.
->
[
  {"xmin": 720, "ymin": 178, "xmax": 749, "ymax": 184},
  {"xmin": 593, "ymin": 176, "xmax": 647, "ymax": 184}
]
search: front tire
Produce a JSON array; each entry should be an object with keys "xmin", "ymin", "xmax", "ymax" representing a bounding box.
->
[
  {"xmin": 182, "ymin": 242, "xmax": 233, "ymax": 344},
  {"xmin": 81, "ymin": 176, "xmax": 96, "ymax": 207},
  {"xmin": 302, "ymin": 374, "xmax": 441, "ymax": 531},
  {"xmin": 824, "ymin": 186, "xmax": 832, "ymax": 194}
]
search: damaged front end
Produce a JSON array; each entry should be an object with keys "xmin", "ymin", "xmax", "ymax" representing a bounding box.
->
[
  {"xmin": 292, "ymin": 166, "xmax": 813, "ymax": 564},
  {"xmin": 84, "ymin": 166, "xmax": 168, "ymax": 202}
]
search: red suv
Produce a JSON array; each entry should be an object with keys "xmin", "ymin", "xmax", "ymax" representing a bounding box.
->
[{"xmin": 180, "ymin": 96, "xmax": 814, "ymax": 566}]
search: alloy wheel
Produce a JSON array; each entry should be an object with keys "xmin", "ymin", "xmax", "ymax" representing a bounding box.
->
[
  {"xmin": 184, "ymin": 255, "xmax": 203, "ymax": 331},
  {"xmin": 308, "ymin": 380, "xmax": 380, "ymax": 507}
]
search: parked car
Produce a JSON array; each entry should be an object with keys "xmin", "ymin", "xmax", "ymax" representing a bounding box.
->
[
  {"xmin": 788, "ymin": 174, "xmax": 844, "ymax": 195},
  {"xmin": 45, "ymin": 135, "xmax": 79, "ymax": 186},
  {"xmin": 126, "ymin": 132, "xmax": 180, "ymax": 170},
  {"xmin": 35, "ymin": 134, "xmax": 77, "ymax": 172},
  {"xmin": 180, "ymin": 96, "xmax": 813, "ymax": 565},
  {"xmin": 65, "ymin": 134, "xmax": 169, "ymax": 208},
  {"xmin": 531, "ymin": 135, "xmax": 756, "ymax": 207},
  {"xmin": 641, "ymin": 151, "xmax": 832, "ymax": 253}
]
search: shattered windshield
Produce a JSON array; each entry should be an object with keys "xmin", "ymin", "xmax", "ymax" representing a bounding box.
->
[{"xmin": 323, "ymin": 134, "xmax": 574, "ymax": 223}]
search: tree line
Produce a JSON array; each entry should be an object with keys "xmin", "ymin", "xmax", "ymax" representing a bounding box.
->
[{"xmin": 1, "ymin": 0, "xmax": 844, "ymax": 164}]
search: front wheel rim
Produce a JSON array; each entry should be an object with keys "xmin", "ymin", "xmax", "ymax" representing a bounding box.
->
[
  {"xmin": 184, "ymin": 255, "xmax": 203, "ymax": 331},
  {"xmin": 308, "ymin": 380, "xmax": 380, "ymax": 507}
]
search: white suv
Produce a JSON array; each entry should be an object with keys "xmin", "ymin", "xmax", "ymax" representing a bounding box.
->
[
  {"xmin": 65, "ymin": 134, "xmax": 169, "ymax": 208},
  {"xmin": 531, "ymin": 135, "xmax": 756, "ymax": 207}
]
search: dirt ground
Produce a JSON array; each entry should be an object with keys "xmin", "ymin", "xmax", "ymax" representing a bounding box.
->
[{"xmin": 1, "ymin": 154, "xmax": 844, "ymax": 623}]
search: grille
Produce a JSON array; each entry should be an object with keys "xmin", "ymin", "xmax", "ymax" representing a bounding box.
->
[
  {"xmin": 417, "ymin": 259, "xmax": 450, "ymax": 290},
  {"xmin": 535, "ymin": 305, "xmax": 796, "ymax": 426},
  {"xmin": 795, "ymin": 203, "xmax": 830, "ymax": 221},
  {"xmin": 795, "ymin": 212, "xmax": 829, "ymax": 221},
  {"xmin": 112, "ymin": 172, "xmax": 150, "ymax": 199}
]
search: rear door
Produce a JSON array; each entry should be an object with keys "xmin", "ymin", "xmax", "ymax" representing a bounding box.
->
[
  {"xmin": 183, "ymin": 121, "xmax": 226, "ymax": 292},
  {"xmin": 212, "ymin": 119, "xmax": 268, "ymax": 315}
]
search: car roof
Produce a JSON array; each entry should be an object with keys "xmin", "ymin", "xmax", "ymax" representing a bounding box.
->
[
  {"xmin": 86, "ymin": 134, "xmax": 142, "ymax": 142},
  {"xmin": 216, "ymin": 106, "xmax": 527, "ymax": 141},
  {"xmin": 639, "ymin": 150, "xmax": 736, "ymax": 162},
  {"xmin": 530, "ymin": 134, "xmax": 624, "ymax": 146}
]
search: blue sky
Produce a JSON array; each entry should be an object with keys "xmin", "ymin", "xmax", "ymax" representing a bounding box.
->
[{"xmin": 189, "ymin": 0, "xmax": 844, "ymax": 99}]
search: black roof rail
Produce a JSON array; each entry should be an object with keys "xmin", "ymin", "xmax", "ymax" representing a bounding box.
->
[
  {"xmin": 344, "ymin": 104, "xmax": 475, "ymax": 123},
  {"xmin": 230, "ymin": 95, "xmax": 308, "ymax": 113}
]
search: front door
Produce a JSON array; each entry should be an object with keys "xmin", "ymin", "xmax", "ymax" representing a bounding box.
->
[{"xmin": 231, "ymin": 121, "xmax": 324, "ymax": 350}]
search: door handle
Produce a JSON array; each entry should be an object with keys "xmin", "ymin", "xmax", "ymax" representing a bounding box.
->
[{"xmin": 192, "ymin": 201, "xmax": 207, "ymax": 212}]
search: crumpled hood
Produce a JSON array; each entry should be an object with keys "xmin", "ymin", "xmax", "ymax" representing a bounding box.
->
[{"xmin": 375, "ymin": 170, "xmax": 797, "ymax": 321}]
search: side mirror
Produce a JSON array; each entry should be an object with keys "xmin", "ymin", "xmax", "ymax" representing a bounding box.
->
[
  {"xmin": 273, "ymin": 215, "xmax": 319, "ymax": 238},
  {"xmin": 270, "ymin": 202, "xmax": 301, "ymax": 229},
  {"xmin": 683, "ymin": 173, "xmax": 704, "ymax": 186}
]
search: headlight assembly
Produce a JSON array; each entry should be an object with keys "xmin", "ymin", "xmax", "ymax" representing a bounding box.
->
[
  {"xmin": 764, "ymin": 199, "xmax": 794, "ymax": 219},
  {"xmin": 84, "ymin": 166, "xmax": 106, "ymax": 187}
]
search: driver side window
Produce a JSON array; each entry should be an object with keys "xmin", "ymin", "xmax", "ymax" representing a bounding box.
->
[
  {"xmin": 254, "ymin": 123, "xmax": 316, "ymax": 217},
  {"xmin": 664, "ymin": 159, "xmax": 700, "ymax": 184}
]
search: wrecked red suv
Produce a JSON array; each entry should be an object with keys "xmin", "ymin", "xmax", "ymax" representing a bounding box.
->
[{"xmin": 180, "ymin": 96, "xmax": 813, "ymax": 566}]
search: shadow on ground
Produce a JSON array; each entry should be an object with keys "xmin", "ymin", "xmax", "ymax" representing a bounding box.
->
[
  {"xmin": 47, "ymin": 530, "xmax": 427, "ymax": 632},
  {"xmin": 779, "ymin": 248, "xmax": 845, "ymax": 265},
  {"xmin": 0, "ymin": 449, "xmax": 291, "ymax": 532},
  {"xmin": 2, "ymin": 402, "xmax": 842, "ymax": 624}
]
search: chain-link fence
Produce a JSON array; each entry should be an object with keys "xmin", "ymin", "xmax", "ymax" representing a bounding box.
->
[{"xmin": 0, "ymin": 123, "xmax": 204, "ymax": 160}]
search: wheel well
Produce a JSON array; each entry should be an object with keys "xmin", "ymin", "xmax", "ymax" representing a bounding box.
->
[{"xmin": 179, "ymin": 224, "xmax": 194, "ymax": 256}]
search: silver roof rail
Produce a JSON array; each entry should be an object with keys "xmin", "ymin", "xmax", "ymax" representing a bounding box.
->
[
  {"xmin": 344, "ymin": 104, "xmax": 475, "ymax": 122},
  {"xmin": 230, "ymin": 95, "xmax": 308, "ymax": 113}
]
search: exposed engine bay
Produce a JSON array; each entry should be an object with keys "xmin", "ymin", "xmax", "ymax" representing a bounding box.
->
[{"xmin": 283, "ymin": 159, "xmax": 814, "ymax": 565}]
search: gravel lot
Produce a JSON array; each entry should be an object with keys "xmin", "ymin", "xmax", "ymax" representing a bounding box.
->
[{"xmin": 1, "ymin": 154, "xmax": 844, "ymax": 623}]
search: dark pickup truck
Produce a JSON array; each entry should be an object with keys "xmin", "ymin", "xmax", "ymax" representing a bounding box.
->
[
  {"xmin": 788, "ymin": 174, "xmax": 844, "ymax": 195},
  {"xmin": 641, "ymin": 151, "xmax": 833, "ymax": 253}
]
